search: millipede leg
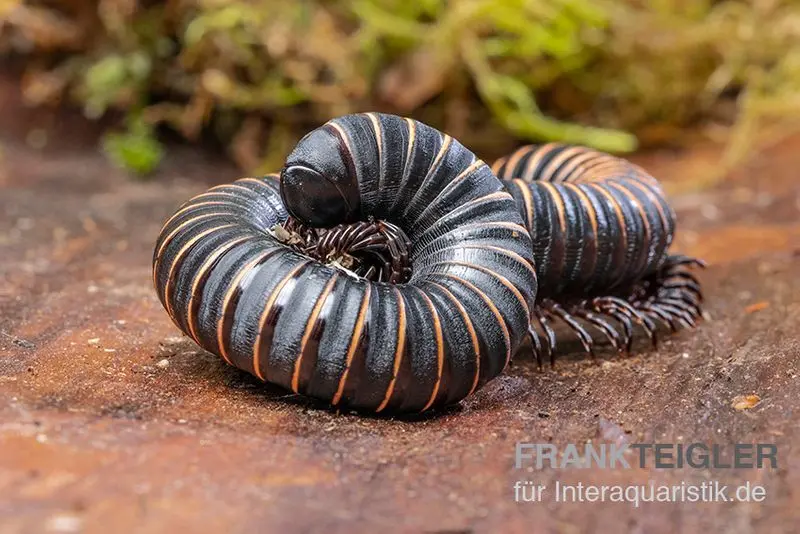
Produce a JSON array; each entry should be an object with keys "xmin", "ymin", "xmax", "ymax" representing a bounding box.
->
[
  {"xmin": 535, "ymin": 309, "xmax": 558, "ymax": 366},
  {"xmin": 660, "ymin": 297, "xmax": 702, "ymax": 319},
  {"xmin": 572, "ymin": 308, "xmax": 624, "ymax": 354},
  {"xmin": 656, "ymin": 303, "xmax": 696, "ymax": 328},
  {"xmin": 519, "ymin": 261, "xmax": 704, "ymax": 365},
  {"xmin": 664, "ymin": 255, "xmax": 707, "ymax": 270},
  {"xmin": 592, "ymin": 296, "xmax": 658, "ymax": 349},
  {"xmin": 544, "ymin": 300, "xmax": 595, "ymax": 359},
  {"xmin": 528, "ymin": 324, "xmax": 544, "ymax": 368},
  {"xmin": 603, "ymin": 308, "xmax": 634, "ymax": 353},
  {"xmin": 661, "ymin": 280, "xmax": 703, "ymax": 301},
  {"xmin": 639, "ymin": 304, "xmax": 680, "ymax": 332},
  {"xmin": 275, "ymin": 217, "xmax": 413, "ymax": 284},
  {"xmin": 624, "ymin": 253, "xmax": 706, "ymax": 337}
]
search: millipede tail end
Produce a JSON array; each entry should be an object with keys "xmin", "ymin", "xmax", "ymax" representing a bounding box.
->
[
  {"xmin": 527, "ymin": 255, "xmax": 707, "ymax": 365},
  {"xmin": 495, "ymin": 143, "xmax": 707, "ymax": 365}
]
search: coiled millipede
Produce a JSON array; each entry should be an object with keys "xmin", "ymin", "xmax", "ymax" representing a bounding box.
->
[
  {"xmin": 494, "ymin": 144, "xmax": 706, "ymax": 365},
  {"xmin": 153, "ymin": 114, "xmax": 706, "ymax": 412},
  {"xmin": 153, "ymin": 113, "xmax": 537, "ymax": 413}
]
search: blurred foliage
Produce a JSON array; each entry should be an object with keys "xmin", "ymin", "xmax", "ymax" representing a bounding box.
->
[
  {"xmin": 102, "ymin": 113, "xmax": 165, "ymax": 174},
  {"xmin": 1, "ymin": 0, "xmax": 799, "ymax": 175}
]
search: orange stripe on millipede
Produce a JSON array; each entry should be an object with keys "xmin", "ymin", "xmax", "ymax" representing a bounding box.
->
[
  {"xmin": 418, "ymin": 290, "xmax": 445, "ymax": 412},
  {"xmin": 207, "ymin": 183, "xmax": 254, "ymax": 195},
  {"xmin": 375, "ymin": 287, "xmax": 407, "ymax": 413},
  {"xmin": 431, "ymin": 260, "xmax": 530, "ymax": 324},
  {"xmin": 163, "ymin": 223, "xmax": 235, "ymax": 319},
  {"xmin": 511, "ymin": 179, "xmax": 534, "ymax": 233},
  {"xmin": 431, "ymin": 135, "xmax": 452, "ymax": 174},
  {"xmin": 216, "ymin": 249, "xmax": 276, "ymax": 365},
  {"xmin": 586, "ymin": 182, "xmax": 628, "ymax": 286},
  {"xmin": 491, "ymin": 155, "xmax": 508, "ymax": 175},
  {"xmin": 365, "ymin": 113, "xmax": 384, "ymax": 195},
  {"xmin": 159, "ymin": 200, "xmax": 234, "ymax": 233},
  {"xmin": 328, "ymin": 120, "xmax": 354, "ymax": 155},
  {"xmin": 389, "ymin": 118, "xmax": 417, "ymax": 209},
  {"xmin": 588, "ymin": 183, "xmax": 628, "ymax": 246},
  {"xmin": 625, "ymin": 179, "xmax": 671, "ymax": 236},
  {"xmin": 428, "ymin": 281, "xmax": 481, "ymax": 396},
  {"xmin": 565, "ymin": 182, "xmax": 599, "ymax": 278},
  {"xmin": 153, "ymin": 211, "xmax": 229, "ymax": 279},
  {"xmin": 522, "ymin": 143, "xmax": 559, "ymax": 182},
  {"xmin": 539, "ymin": 145, "xmax": 582, "ymax": 183},
  {"xmin": 554, "ymin": 147, "xmax": 594, "ymax": 183},
  {"xmin": 440, "ymin": 273, "xmax": 511, "ymax": 370},
  {"xmin": 465, "ymin": 190, "xmax": 509, "ymax": 206},
  {"xmin": 409, "ymin": 134, "xmax": 451, "ymax": 204},
  {"xmin": 625, "ymin": 162, "xmax": 658, "ymax": 185},
  {"xmin": 206, "ymin": 184, "xmax": 229, "ymax": 192},
  {"xmin": 404, "ymin": 119, "xmax": 417, "ymax": 173},
  {"xmin": 291, "ymin": 273, "xmax": 339, "ymax": 393},
  {"xmin": 414, "ymin": 143, "xmax": 471, "ymax": 210},
  {"xmin": 502, "ymin": 145, "xmax": 536, "ymax": 180},
  {"xmin": 453, "ymin": 159, "xmax": 483, "ymax": 182},
  {"xmin": 565, "ymin": 183, "xmax": 598, "ymax": 242},
  {"xmin": 432, "ymin": 244, "xmax": 537, "ymax": 280},
  {"xmin": 186, "ymin": 235, "xmax": 252, "ymax": 344},
  {"xmin": 578, "ymin": 158, "xmax": 629, "ymax": 181},
  {"xmin": 608, "ymin": 181, "xmax": 650, "ymax": 247},
  {"xmin": 418, "ymin": 221, "xmax": 531, "ymax": 259},
  {"xmin": 537, "ymin": 182, "xmax": 567, "ymax": 236},
  {"xmin": 586, "ymin": 164, "xmax": 629, "ymax": 182},
  {"xmin": 365, "ymin": 112, "xmax": 383, "ymax": 161},
  {"xmin": 564, "ymin": 151, "xmax": 616, "ymax": 182},
  {"xmin": 447, "ymin": 220, "xmax": 530, "ymax": 236},
  {"xmin": 419, "ymin": 140, "xmax": 468, "ymax": 203},
  {"xmin": 554, "ymin": 149, "xmax": 599, "ymax": 183},
  {"xmin": 432, "ymin": 190, "xmax": 508, "ymax": 222},
  {"xmin": 252, "ymin": 261, "xmax": 311, "ymax": 381},
  {"xmin": 331, "ymin": 284, "xmax": 371, "ymax": 406},
  {"xmin": 610, "ymin": 179, "xmax": 658, "ymax": 274},
  {"xmin": 235, "ymin": 176, "xmax": 280, "ymax": 188}
]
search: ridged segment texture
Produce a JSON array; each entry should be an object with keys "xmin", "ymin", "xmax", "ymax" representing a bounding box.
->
[
  {"xmin": 153, "ymin": 113, "xmax": 537, "ymax": 413},
  {"xmin": 494, "ymin": 143, "xmax": 677, "ymax": 299}
]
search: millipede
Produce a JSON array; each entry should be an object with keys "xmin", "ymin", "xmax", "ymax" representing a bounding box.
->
[
  {"xmin": 153, "ymin": 113, "xmax": 537, "ymax": 413},
  {"xmin": 153, "ymin": 112, "xmax": 705, "ymax": 413},
  {"xmin": 494, "ymin": 143, "xmax": 705, "ymax": 365}
]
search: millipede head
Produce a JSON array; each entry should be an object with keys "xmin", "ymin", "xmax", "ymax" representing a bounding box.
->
[{"xmin": 280, "ymin": 126, "xmax": 362, "ymax": 227}]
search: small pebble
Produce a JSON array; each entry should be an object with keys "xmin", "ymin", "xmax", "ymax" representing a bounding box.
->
[
  {"xmin": 732, "ymin": 394, "xmax": 761, "ymax": 411},
  {"xmin": 45, "ymin": 513, "xmax": 82, "ymax": 533},
  {"xmin": 156, "ymin": 359, "xmax": 170, "ymax": 368}
]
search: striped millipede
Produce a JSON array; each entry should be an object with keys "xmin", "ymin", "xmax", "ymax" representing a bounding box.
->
[
  {"xmin": 493, "ymin": 143, "xmax": 706, "ymax": 365},
  {"xmin": 153, "ymin": 113, "xmax": 537, "ymax": 413}
]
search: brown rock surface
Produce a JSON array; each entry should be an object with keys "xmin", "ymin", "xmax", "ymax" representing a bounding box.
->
[{"xmin": 1, "ymin": 77, "xmax": 798, "ymax": 533}]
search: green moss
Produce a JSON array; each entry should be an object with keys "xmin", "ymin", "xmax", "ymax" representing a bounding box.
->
[
  {"xmin": 2, "ymin": 0, "xmax": 799, "ymax": 174},
  {"xmin": 102, "ymin": 116, "xmax": 164, "ymax": 176}
]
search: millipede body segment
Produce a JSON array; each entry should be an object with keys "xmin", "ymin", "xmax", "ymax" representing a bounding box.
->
[
  {"xmin": 493, "ymin": 144, "xmax": 706, "ymax": 364},
  {"xmin": 153, "ymin": 114, "xmax": 706, "ymax": 413},
  {"xmin": 153, "ymin": 113, "xmax": 537, "ymax": 413}
]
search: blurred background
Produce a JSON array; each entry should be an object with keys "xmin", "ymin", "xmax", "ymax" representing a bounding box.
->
[
  {"xmin": 3, "ymin": 3, "xmax": 800, "ymax": 532},
  {"xmin": 1, "ymin": 0, "xmax": 799, "ymax": 176}
]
